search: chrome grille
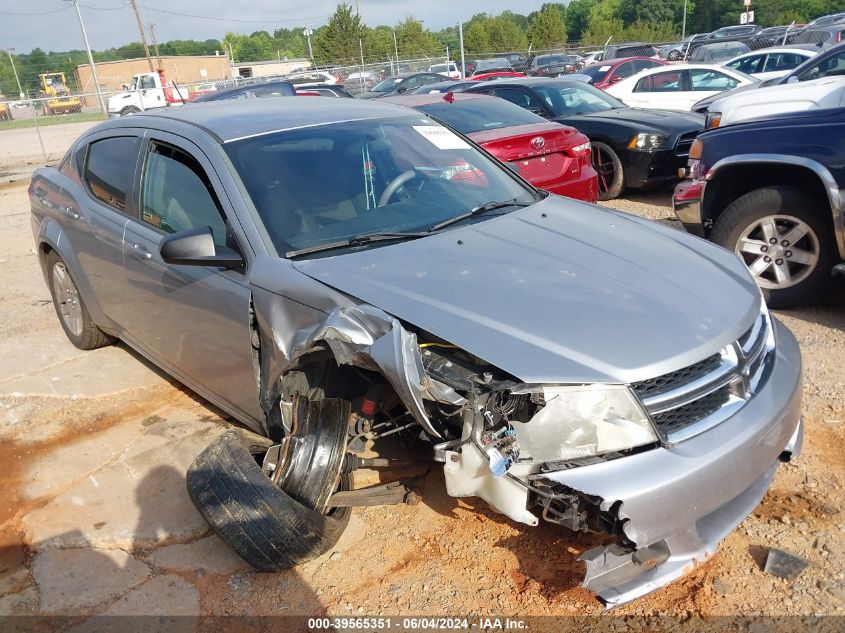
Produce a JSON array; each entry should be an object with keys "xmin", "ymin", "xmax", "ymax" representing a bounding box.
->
[
  {"xmin": 632, "ymin": 309, "xmax": 772, "ymax": 442},
  {"xmin": 674, "ymin": 131, "xmax": 701, "ymax": 158}
]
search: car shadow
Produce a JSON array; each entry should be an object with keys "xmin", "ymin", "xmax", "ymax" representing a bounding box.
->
[{"xmin": 771, "ymin": 280, "xmax": 845, "ymax": 333}]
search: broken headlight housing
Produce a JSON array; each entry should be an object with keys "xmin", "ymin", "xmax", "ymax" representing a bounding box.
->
[{"xmin": 511, "ymin": 384, "xmax": 658, "ymax": 463}]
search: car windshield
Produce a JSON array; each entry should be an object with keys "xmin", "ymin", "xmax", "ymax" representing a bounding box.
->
[
  {"xmin": 534, "ymin": 82, "xmax": 625, "ymax": 116},
  {"xmin": 372, "ymin": 77, "xmax": 403, "ymax": 92},
  {"xmin": 413, "ymin": 98, "xmax": 545, "ymax": 134},
  {"xmin": 225, "ymin": 116, "xmax": 537, "ymax": 257}
]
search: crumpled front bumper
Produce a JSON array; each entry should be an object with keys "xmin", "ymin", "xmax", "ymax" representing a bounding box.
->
[{"xmin": 541, "ymin": 318, "xmax": 803, "ymax": 607}]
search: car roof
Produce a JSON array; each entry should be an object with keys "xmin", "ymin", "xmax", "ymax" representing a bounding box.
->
[
  {"xmin": 728, "ymin": 47, "xmax": 816, "ymax": 59},
  {"xmin": 462, "ymin": 77, "xmax": 596, "ymax": 90},
  {"xmin": 113, "ymin": 98, "xmax": 418, "ymax": 143},
  {"xmin": 381, "ymin": 93, "xmax": 492, "ymax": 107},
  {"xmin": 191, "ymin": 80, "xmax": 292, "ymax": 102}
]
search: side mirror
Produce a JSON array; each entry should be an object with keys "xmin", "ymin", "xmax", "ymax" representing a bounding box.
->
[
  {"xmin": 786, "ymin": 76, "xmax": 799, "ymax": 84},
  {"xmin": 159, "ymin": 225, "xmax": 243, "ymax": 268},
  {"xmin": 608, "ymin": 75, "xmax": 621, "ymax": 84}
]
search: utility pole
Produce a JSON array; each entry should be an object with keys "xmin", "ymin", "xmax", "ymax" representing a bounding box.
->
[
  {"xmin": 66, "ymin": 1, "xmax": 106, "ymax": 114},
  {"xmin": 6, "ymin": 48, "xmax": 24, "ymax": 99},
  {"xmin": 303, "ymin": 27, "xmax": 314, "ymax": 62},
  {"xmin": 681, "ymin": 0, "xmax": 688, "ymax": 39},
  {"xmin": 148, "ymin": 23, "xmax": 162, "ymax": 69},
  {"xmin": 128, "ymin": 0, "xmax": 154, "ymax": 71},
  {"xmin": 392, "ymin": 30, "xmax": 399, "ymax": 63},
  {"xmin": 458, "ymin": 20, "xmax": 466, "ymax": 79}
]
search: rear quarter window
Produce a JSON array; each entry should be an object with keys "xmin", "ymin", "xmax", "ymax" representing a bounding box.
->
[{"xmin": 83, "ymin": 136, "xmax": 141, "ymax": 213}]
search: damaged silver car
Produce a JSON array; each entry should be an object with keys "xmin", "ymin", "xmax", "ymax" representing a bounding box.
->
[{"xmin": 29, "ymin": 98, "xmax": 803, "ymax": 607}]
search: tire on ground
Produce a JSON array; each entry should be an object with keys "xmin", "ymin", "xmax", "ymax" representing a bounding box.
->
[
  {"xmin": 46, "ymin": 250, "xmax": 115, "ymax": 350},
  {"xmin": 710, "ymin": 186, "xmax": 836, "ymax": 308},
  {"xmin": 592, "ymin": 140, "xmax": 625, "ymax": 201},
  {"xmin": 120, "ymin": 106, "xmax": 141, "ymax": 116},
  {"xmin": 186, "ymin": 425, "xmax": 351, "ymax": 571}
]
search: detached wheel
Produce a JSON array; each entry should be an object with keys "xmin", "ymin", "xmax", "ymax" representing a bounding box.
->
[
  {"xmin": 119, "ymin": 106, "xmax": 140, "ymax": 116},
  {"xmin": 711, "ymin": 186, "xmax": 836, "ymax": 308},
  {"xmin": 186, "ymin": 398, "xmax": 352, "ymax": 571},
  {"xmin": 591, "ymin": 141, "xmax": 624, "ymax": 201},
  {"xmin": 46, "ymin": 251, "xmax": 115, "ymax": 350}
]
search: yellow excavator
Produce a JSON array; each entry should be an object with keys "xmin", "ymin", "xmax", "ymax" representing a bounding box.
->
[{"xmin": 39, "ymin": 72, "xmax": 82, "ymax": 115}]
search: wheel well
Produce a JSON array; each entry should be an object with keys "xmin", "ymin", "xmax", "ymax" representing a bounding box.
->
[
  {"xmin": 702, "ymin": 163, "xmax": 833, "ymax": 236},
  {"xmin": 38, "ymin": 242, "xmax": 54, "ymax": 276}
]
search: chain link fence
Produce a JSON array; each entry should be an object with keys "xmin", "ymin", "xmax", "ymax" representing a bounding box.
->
[{"xmin": 1, "ymin": 26, "xmax": 836, "ymax": 172}]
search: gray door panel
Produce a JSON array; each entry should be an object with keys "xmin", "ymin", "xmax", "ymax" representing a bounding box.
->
[{"xmin": 120, "ymin": 131, "xmax": 261, "ymax": 423}]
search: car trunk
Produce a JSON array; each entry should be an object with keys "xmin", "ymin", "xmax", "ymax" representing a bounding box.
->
[{"xmin": 468, "ymin": 123, "xmax": 590, "ymax": 189}]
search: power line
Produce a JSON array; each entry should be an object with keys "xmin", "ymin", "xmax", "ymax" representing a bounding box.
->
[
  {"xmin": 0, "ymin": 7, "xmax": 71, "ymax": 15},
  {"xmin": 137, "ymin": 5, "xmax": 331, "ymax": 24}
]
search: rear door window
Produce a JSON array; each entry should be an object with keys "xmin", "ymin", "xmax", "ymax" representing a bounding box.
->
[
  {"xmin": 763, "ymin": 53, "xmax": 804, "ymax": 72},
  {"xmin": 83, "ymin": 136, "xmax": 141, "ymax": 213},
  {"xmin": 689, "ymin": 69, "xmax": 739, "ymax": 91},
  {"xmin": 635, "ymin": 70, "xmax": 684, "ymax": 92},
  {"xmin": 727, "ymin": 55, "xmax": 764, "ymax": 74}
]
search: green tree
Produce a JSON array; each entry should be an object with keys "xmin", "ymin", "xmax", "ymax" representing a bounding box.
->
[
  {"xmin": 313, "ymin": 2, "xmax": 364, "ymax": 64},
  {"xmin": 464, "ymin": 21, "xmax": 491, "ymax": 54},
  {"xmin": 395, "ymin": 17, "xmax": 441, "ymax": 57},
  {"xmin": 528, "ymin": 4, "xmax": 567, "ymax": 49},
  {"xmin": 564, "ymin": 0, "xmax": 600, "ymax": 42},
  {"xmin": 365, "ymin": 25, "xmax": 395, "ymax": 59},
  {"xmin": 487, "ymin": 16, "xmax": 529, "ymax": 51}
]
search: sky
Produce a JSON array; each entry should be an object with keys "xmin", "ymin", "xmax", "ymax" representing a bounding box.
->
[{"xmin": 1, "ymin": 1, "xmax": 552, "ymax": 54}]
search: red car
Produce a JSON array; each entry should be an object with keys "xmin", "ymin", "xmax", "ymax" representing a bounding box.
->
[
  {"xmin": 578, "ymin": 57, "xmax": 667, "ymax": 90},
  {"xmin": 469, "ymin": 71, "xmax": 526, "ymax": 81},
  {"xmin": 384, "ymin": 93, "xmax": 597, "ymax": 203}
]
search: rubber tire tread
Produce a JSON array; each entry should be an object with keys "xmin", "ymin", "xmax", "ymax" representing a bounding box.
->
[
  {"xmin": 593, "ymin": 141, "xmax": 625, "ymax": 201},
  {"xmin": 186, "ymin": 427, "xmax": 350, "ymax": 571}
]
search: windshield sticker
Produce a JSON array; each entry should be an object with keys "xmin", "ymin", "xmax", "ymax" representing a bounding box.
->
[
  {"xmin": 599, "ymin": 65, "xmax": 612, "ymax": 71},
  {"xmin": 413, "ymin": 126, "xmax": 470, "ymax": 150}
]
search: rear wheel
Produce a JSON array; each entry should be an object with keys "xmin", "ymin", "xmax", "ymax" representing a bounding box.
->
[
  {"xmin": 668, "ymin": 50, "xmax": 682, "ymax": 61},
  {"xmin": 46, "ymin": 251, "xmax": 115, "ymax": 350},
  {"xmin": 119, "ymin": 106, "xmax": 140, "ymax": 116},
  {"xmin": 591, "ymin": 141, "xmax": 624, "ymax": 201},
  {"xmin": 711, "ymin": 186, "xmax": 836, "ymax": 308}
]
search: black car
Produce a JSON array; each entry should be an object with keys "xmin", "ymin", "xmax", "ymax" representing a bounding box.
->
[
  {"xmin": 463, "ymin": 78, "xmax": 704, "ymax": 200},
  {"xmin": 603, "ymin": 42, "xmax": 658, "ymax": 60},
  {"xmin": 501, "ymin": 52, "xmax": 530, "ymax": 73},
  {"xmin": 790, "ymin": 25, "xmax": 845, "ymax": 49},
  {"xmin": 689, "ymin": 41, "xmax": 750, "ymax": 63},
  {"xmin": 673, "ymin": 107, "xmax": 845, "ymax": 307},
  {"xmin": 691, "ymin": 42, "xmax": 844, "ymax": 113},
  {"xmin": 463, "ymin": 58, "xmax": 514, "ymax": 77},
  {"xmin": 295, "ymin": 84, "xmax": 354, "ymax": 98},
  {"xmin": 355, "ymin": 72, "xmax": 449, "ymax": 99},
  {"xmin": 190, "ymin": 80, "xmax": 295, "ymax": 103},
  {"xmin": 749, "ymin": 26, "xmax": 793, "ymax": 49},
  {"xmin": 527, "ymin": 54, "xmax": 581, "ymax": 77}
]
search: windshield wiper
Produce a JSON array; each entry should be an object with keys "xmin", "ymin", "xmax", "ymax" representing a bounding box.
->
[
  {"xmin": 285, "ymin": 232, "xmax": 428, "ymax": 258},
  {"xmin": 428, "ymin": 199, "xmax": 532, "ymax": 232}
]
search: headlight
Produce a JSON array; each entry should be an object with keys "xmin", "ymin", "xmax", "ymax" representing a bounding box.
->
[
  {"xmin": 628, "ymin": 133, "xmax": 667, "ymax": 150},
  {"xmin": 705, "ymin": 111, "xmax": 721, "ymax": 129},
  {"xmin": 511, "ymin": 384, "xmax": 657, "ymax": 463}
]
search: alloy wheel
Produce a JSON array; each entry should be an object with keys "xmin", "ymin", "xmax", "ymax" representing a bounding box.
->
[
  {"xmin": 591, "ymin": 145, "xmax": 616, "ymax": 196},
  {"xmin": 52, "ymin": 262, "xmax": 84, "ymax": 337},
  {"xmin": 735, "ymin": 214, "xmax": 820, "ymax": 290}
]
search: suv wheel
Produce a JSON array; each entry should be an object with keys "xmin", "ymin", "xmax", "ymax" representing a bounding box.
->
[{"xmin": 711, "ymin": 186, "xmax": 835, "ymax": 308}]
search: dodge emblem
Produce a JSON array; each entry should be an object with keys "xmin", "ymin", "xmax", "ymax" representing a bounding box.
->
[{"xmin": 531, "ymin": 136, "xmax": 545, "ymax": 149}]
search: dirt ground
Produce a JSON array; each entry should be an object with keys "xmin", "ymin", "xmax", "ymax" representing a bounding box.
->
[{"xmin": 1, "ymin": 124, "xmax": 844, "ymax": 628}]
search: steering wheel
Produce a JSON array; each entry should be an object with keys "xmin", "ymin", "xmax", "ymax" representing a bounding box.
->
[{"xmin": 378, "ymin": 170, "xmax": 417, "ymax": 207}]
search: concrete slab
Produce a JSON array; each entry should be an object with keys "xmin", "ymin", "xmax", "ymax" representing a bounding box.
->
[
  {"xmin": 100, "ymin": 575, "xmax": 199, "ymax": 616},
  {"xmin": 31, "ymin": 548, "xmax": 151, "ymax": 614},
  {"xmin": 0, "ymin": 329, "xmax": 85, "ymax": 384},
  {"xmin": 0, "ymin": 341, "xmax": 167, "ymax": 399},
  {"xmin": 147, "ymin": 535, "xmax": 249, "ymax": 575},
  {"xmin": 21, "ymin": 412, "xmax": 223, "ymax": 551}
]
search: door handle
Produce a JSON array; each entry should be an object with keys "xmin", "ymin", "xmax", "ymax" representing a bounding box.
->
[
  {"xmin": 128, "ymin": 242, "xmax": 152, "ymax": 260},
  {"xmin": 60, "ymin": 206, "xmax": 80, "ymax": 220}
]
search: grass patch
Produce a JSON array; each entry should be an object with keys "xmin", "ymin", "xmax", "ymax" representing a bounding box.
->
[{"xmin": 0, "ymin": 112, "xmax": 106, "ymax": 131}]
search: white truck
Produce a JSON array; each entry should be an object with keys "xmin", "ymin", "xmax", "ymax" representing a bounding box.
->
[{"xmin": 107, "ymin": 70, "xmax": 191, "ymax": 117}]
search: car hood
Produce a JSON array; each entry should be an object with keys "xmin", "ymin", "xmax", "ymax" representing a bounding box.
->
[
  {"xmin": 560, "ymin": 107, "xmax": 704, "ymax": 134},
  {"xmin": 291, "ymin": 196, "xmax": 759, "ymax": 385}
]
